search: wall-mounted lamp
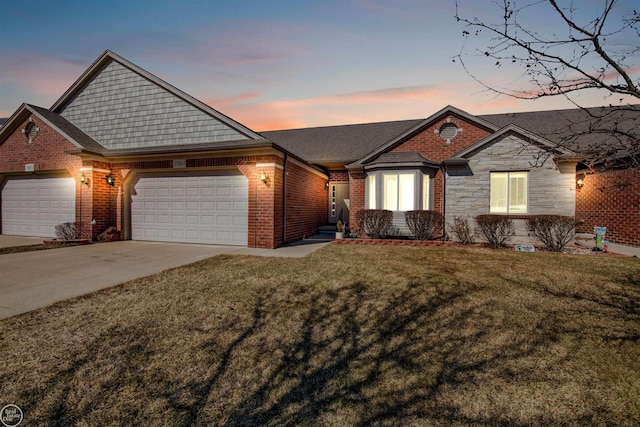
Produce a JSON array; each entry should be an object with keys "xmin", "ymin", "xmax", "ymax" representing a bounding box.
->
[
  {"xmin": 576, "ymin": 173, "xmax": 585, "ymax": 189},
  {"xmin": 105, "ymin": 174, "xmax": 115, "ymax": 187},
  {"xmin": 259, "ymin": 171, "xmax": 269, "ymax": 185},
  {"xmin": 79, "ymin": 173, "xmax": 90, "ymax": 187},
  {"xmin": 325, "ymin": 180, "xmax": 330, "ymax": 190}
]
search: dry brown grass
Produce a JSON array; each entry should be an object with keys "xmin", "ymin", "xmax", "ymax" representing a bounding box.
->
[
  {"xmin": 0, "ymin": 245, "xmax": 639, "ymax": 426},
  {"xmin": 0, "ymin": 244, "xmax": 53, "ymax": 256}
]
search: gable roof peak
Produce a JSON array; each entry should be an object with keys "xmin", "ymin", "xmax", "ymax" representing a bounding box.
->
[
  {"xmin": 452, "ymin": 123, "xmax": 576, "ymax": 159},
  {"xmin": 50, "ymin": 50, "xmax": 264, "ymax": 141}
]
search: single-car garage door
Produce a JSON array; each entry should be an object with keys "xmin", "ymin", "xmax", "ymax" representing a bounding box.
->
[
  {"xmin": 131, "ymin": 173, "xmax": 248, "ymax": 246},
  {"xmin": 1, "ymin": 176, "xmax": 76, "ymax": 238}
]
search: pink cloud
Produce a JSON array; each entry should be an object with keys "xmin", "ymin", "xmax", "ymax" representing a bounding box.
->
[
  {"xmin": 209, "ymin": 84, "xmax": 470, "ymax": 131},
  {"xmin": 0, "ymin": 50, "xmax": 87, "ymax": 114},
  {"xmin": 0, "ymin": 51, "xmax": 85, "ymax": 95}
]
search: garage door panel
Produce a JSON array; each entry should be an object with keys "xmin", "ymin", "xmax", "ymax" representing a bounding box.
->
[
  {"xmin": 131, "ymin": 174, "xmax": 248, "ymax": 246},
  {"xmin": 2, "ymin": 177, "xmax": 76, "ymax": 238}
]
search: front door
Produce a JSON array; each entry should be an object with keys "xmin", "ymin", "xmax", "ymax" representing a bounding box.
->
[{"xmin": 328, "ymin": 183, "xmax": 350, "ymax": 225}]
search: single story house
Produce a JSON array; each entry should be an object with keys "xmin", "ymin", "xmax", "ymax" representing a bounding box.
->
[{"xmin": 1, "ymin": 50, "xmax": 638, "ymax": 248}]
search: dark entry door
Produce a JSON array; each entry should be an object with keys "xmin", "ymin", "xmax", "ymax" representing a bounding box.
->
[{"xmin": 329, "ymin": 183, "xmax": 350, "ymax": 224}]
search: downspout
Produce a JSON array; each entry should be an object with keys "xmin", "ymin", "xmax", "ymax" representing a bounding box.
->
[
  {"xmin": 441, "ymin": 162, "xmax": 446, "ymax": 241},
  {"xmin": 282, "ymin": 152, "xmax": 288, "ymax": 246}
]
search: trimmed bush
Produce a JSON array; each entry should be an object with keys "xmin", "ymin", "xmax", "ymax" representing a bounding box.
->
[
  {"xmin": 527, "ymin": 215, "xmax": 576, "ymax": 252},
  {"xmin": 475, "ymin": 215, "xmax": 514, "ymax": 248},
  {"xmin": 405, "ymin": 210, "xmax": 443, "ymax": 241},
  {"xmin": 55, "ymin": 222, "xmax": 81, "ymax": 240},
  {"xmin": 357, "ymin": 209, "xmax": 394, "ymax": 239},
  {"xmin": 449, "ymin": 216, "xmax": 475, "ymax": 244}
]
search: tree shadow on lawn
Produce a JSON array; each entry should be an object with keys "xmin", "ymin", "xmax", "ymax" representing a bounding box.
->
[
  {"xmin": 188, "ymin": 281, "xmax": 584, "ymax": 426},
  {"xmin": 12, "ymin": 267, "xmax": 639, "ymax": 426}
]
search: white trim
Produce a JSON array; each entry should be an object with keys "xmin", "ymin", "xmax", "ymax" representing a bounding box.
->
[
  {"xmin": 256, "ymin": 162, "xmax": 283, "ymax": 170},
  {"xmin": 79, "ymin": 167, "xmax": 111, "ymax": 173}
]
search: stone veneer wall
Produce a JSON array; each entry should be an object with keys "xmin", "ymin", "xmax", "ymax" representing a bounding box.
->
[{"xmin": 445, "ymin": 134, "xmax": 577, "ymax": 244}]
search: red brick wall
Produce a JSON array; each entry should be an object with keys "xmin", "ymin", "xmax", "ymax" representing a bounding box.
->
[
  {"xmin": 85, "ymin": 163, "xmax": 118, "ymax": 240},
  {"xmin": 285, "ymin": 161, "xmax": 328, "ymax": 242},
  {"xmin": 575, "ymin": 168, "xmax": 640, "ymax": 247},
  {"xmin": 349, "ymin": 171, "xmax": 366, "ymax": 233},
  {"xmin": 328, "ymin": 170, "xmax": 349, "ymax": 182},
  {"xmin": 391, "ymin": 115, "xmax": 491, "ymax": 162},
  {"xmin": 0, "ymin": 114, "xmax": 85, "ymax": 236},
  {"xmin": 0, "ymin": 114, "xmax": 81, "ymax": 174}
]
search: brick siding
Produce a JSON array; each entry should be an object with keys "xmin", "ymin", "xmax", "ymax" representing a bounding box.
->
[
  {"xmin": 0, "ymin": 114, "xmax": 84, "ymax": 235},
  {"xmin": 575, "ymin": 168, "xmax": 640, "ymax": 247},
  {"xmin": 285, "ymin": 161, "xmax": 328, "ymax": 242}
]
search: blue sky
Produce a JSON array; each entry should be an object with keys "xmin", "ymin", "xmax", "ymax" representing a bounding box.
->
[{"xmin": 1, "ymin": 0, "xmax": 637, "ymax": 130}]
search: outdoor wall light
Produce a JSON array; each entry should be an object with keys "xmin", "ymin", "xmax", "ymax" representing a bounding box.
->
[
  {"xmin": 259, "ymin": 171, "xmax": 269, "ymax": 184},
  {"xmin": 576, "ymin": 178, "xmax": 584, "ymax": 188},
  {"xmin": 325, "ymin": 180, "xmax": 330, "ymax": 189},
  {"xmin": 105, "ymin": 174, "xmax": 115, "ymax": 186},
  {"xmin": 79, "ymin": 173, "xmax": 90, "ymax": 187}
]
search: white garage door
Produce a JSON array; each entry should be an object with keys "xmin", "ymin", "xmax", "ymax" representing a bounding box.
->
[
  {"xmin": 131, "ymin": 173, "xmax": 248, "ymax": 246},
  {"xmin": 1, "ymin": 176, "xmax": 76, "ymax": 238}
]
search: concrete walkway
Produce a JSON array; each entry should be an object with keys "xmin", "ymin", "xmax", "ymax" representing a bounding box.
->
[
  {"xmin": 0, "ymin": 238, "xmax": 329, "ymax": 320},
  {"xmin": 575, "ymin": 234, "xmax": 640, "ymax": 257}
]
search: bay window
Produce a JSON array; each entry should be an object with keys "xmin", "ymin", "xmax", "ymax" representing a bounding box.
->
[{"xmin": 366, "ymin": 171, "xmax": 431, "ymax": 211}]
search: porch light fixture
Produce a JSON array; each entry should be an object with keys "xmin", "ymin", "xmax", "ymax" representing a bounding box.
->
[
  {"xmin": 576, "ymin": 173, "xmax": 585, "ymax": 189},
  {"xmin": 259, "ymin": 171, "xmax": 268, "ymax": 184},
  {"xmin": 105, "ymin": 174, "xmax": 115, "ymax": 186},
  {"xmin": 79, "ymin": 173, "xmax": 90, "ymax": 187},
  {"xmin": 325, "ymin": 180, "xmax": 330, "ymax": 189}
]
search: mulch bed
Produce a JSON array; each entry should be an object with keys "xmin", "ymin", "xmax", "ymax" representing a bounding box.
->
[{"xmin": 333, "ymin": 238, "xmax": 622, "ymax": 256}]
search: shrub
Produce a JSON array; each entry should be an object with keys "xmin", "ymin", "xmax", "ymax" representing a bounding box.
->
[
  {"xmin": 405, "ymin": 210, "xmax": 443, "ymax": 241},
  {"xmin": 357, "ymin": 209, "xmax": 394, "ymax": 239},
  {"xmin": 475, "ymin": 215, "xmax": 514, "ymax": 248},
  {"xmin": 527, "ymin": 215, "xmax": 576, "ymax": 252},
  {"xmin": 55, "ymin": 222, "xmax": 81, "ymax": 240},
  {"xmin": 449, "ymin": 216, "xmax": 475, "ymax": 244}
]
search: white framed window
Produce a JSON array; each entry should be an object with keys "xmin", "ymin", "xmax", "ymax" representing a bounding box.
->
[
  {"xmin": 383, "ymin": 173, "xmax": 415, "ymax": 211},
  {"xmin": 365, "ymin": 171, "xmax": 432, "ymax": 211},
  {"xmin": 490, "ymin": 171, "xmax": 528, "ymax": 213},
  {"xmin": 367, "ymin": 175, "xmax": 376, "ymax": 209},
  {"xmin": 422, "ymin": 175, "xmax": 430, "ymax": 210}
]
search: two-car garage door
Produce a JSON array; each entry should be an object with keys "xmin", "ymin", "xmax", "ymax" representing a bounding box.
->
[
  {"xmin": 1, "ymin": 173, "xmax": 249, "ymax": 246},
  {"xmin": 1, "ymin": 176, "xmax": 76, "ymax": 238},
  {"xmin": 131, "ymin": 173, "xmax": 248, "ymax": 246}
]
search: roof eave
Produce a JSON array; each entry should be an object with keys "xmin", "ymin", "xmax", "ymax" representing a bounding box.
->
[{"xmin": 442, "ymin": 157, "xmax": 469, "ymax": 166}]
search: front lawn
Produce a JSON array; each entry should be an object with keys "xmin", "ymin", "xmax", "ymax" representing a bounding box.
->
[{"xmin": 1, "ymin": 245, "xmax": 639, "ymax": 426}]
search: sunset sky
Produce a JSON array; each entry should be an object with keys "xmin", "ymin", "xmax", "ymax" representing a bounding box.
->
[{"xmin": 1, "ymin": 0, "xmax": 638, "ymax": 130}]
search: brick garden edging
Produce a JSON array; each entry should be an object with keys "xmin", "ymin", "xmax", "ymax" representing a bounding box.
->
[{"xmin": 333, "ymin": 239, "xmax": 467, "ymax": 247}]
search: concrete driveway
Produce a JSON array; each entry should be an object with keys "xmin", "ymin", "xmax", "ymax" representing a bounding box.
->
[{"xmin": 0, "ymin": 239, "xmax": 329, "ymax": 319}]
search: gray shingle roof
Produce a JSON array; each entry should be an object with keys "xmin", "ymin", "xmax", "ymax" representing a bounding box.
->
[
  {"xmin": 27, "ymin": 105, "xmax": 106, "ymax": 154},
  {"xmin": 261, "ymin": 119, "xmax": 421, "ymax": 164},
  {"xmin": 263, "ymin": 105, "xmax": 639, "ymax": 166},
  {"xmin": 479, "ymin": 105, "xmax": 640, "ymax": 156},
  {"xmin": 364, "ymin": 151, "xmax": 439, "ymax": 169}
]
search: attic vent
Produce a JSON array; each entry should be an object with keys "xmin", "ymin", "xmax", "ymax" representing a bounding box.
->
[
  {"xmin": 23, "ymin": 121, "xmax": 39, "ymax": 143},
  {"xmin": 438, "ymin": 123, "xmax": 458, "ymax": 141}
]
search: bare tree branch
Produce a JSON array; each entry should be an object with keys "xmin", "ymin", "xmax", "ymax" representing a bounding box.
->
[{"xmin": 455, "ymin": 0, "xmax": 640, "ymax": 179}]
